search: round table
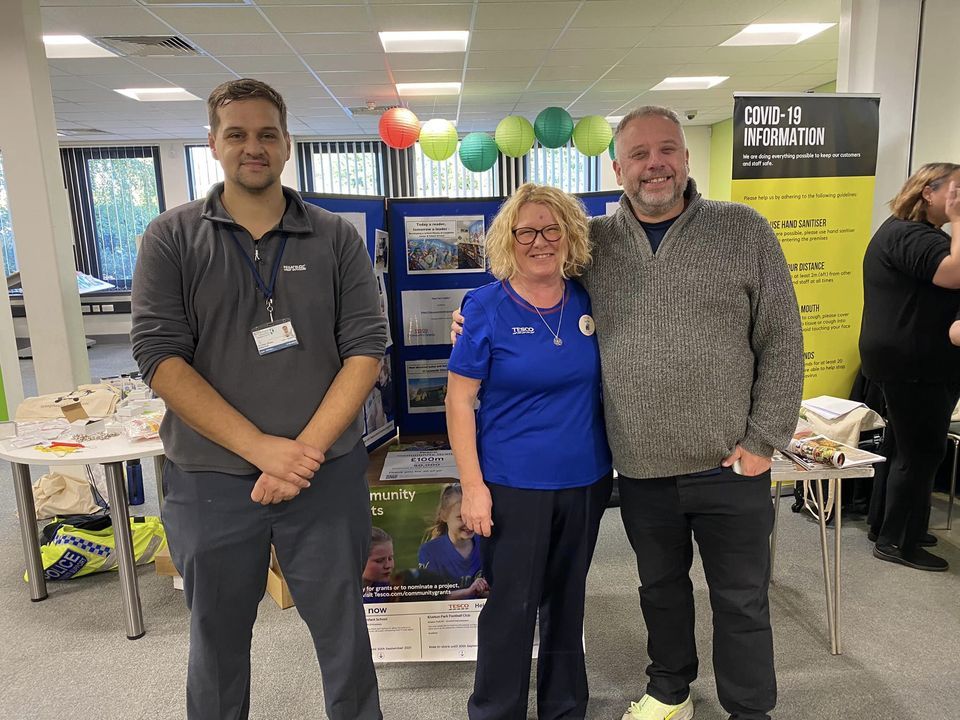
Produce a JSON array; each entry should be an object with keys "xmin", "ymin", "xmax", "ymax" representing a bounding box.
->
[{"xmin": 0, "ymin": 433, "xmax": 164, "ymax": 640}]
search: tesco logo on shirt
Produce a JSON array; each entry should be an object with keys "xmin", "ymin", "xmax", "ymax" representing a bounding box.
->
[{"xmin": 512, "ymin": 327, "xmax": 535, "ymax": 335}]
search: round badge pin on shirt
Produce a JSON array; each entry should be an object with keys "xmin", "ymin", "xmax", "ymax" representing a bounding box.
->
[{"xmin": 579, "ymin": 314, "xmax": 595, "ymax": 336}]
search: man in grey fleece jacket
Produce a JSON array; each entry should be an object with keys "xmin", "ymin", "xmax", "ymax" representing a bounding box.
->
[
  {"xmin": 130, "ymin": 80, "xmax": 384, "ymax": 720},
  {"xmin": 598, "ymin": 108, "xmax": 803, "ymax": 720}
]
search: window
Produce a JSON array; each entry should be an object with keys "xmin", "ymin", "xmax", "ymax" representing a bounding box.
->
[
  {"xmin": 61, "ymin": 146, "xmax": 165, "ymax": 292},
  {"xmin": 0, "ymin": 153, "xmax": 16, "ymax": 277},
  {"xmin": 413, "ymin": 143, "xmax": 499, "ymax": 198},
  {"xmin": 298, "ymin": 141, "xmax": 386, "ymax": 195},
  {"xmin": 526, "ymin": 142, "xmax": 600, "ymax": 193},
  {"xmin": 185, "ymin": 144, "xmax": 224, "ymax": 201}
]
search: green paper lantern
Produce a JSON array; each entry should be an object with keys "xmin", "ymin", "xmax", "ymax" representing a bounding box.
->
[
  {"xmin": 608, "ymin": 137, "xmax": 616, "ymax": 161},
  {"xmin": 495, "ymin": 116, "xmax": 535, "ymax": 158},
  {"xmin": 419, "ymin": 119, "xmax": 458, "ymax": 161},
  {"xmin": 573, "ymin": 115, "xmax": 614, "ymax": 157},
  {"xmin": 534, "ymin": 107, "xmax": 574, "ymax": 149},
  {"xmin": 459, "ymin": 132, "xmax": 498, "ymax": 172}
]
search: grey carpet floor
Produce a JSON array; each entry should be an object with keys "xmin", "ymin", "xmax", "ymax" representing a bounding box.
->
[{"xmin": 1, "ymin": 341, "xmax": 958, "ymax": 719}]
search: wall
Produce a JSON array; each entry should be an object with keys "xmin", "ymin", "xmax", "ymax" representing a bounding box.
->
[{"xmin": 911, "ymin": 0, "xmax": 960, "ymax": 168}]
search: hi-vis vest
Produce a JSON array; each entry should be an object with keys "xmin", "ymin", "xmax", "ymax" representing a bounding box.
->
[{"xmin": 26, "ymin": 515, "xmax": 167, "ymax": 582}]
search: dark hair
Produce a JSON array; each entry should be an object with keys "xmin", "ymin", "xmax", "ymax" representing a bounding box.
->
[
  {"xmin": 207, "ymin": 78, "xmax": 288, "ymax": 135},
  {"xmin": 889, "ymin": 162, "xmax": 960, "ymax": 223}
]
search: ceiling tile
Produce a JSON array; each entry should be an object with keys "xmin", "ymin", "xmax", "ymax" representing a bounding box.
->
[
  {"xmin": 475, "ymin": 2, "xmax": 582, "ymax": 30},
  {"xmin": 571, "ymin": 1, "xmax": 676, "ymax": 28},
  {"xmin": 369, "ymin": 3, "xmax": 473, "ymax": 32},
  {"xmin": 189, "ymin": 33, "xmax": 292, "ymax": 56},
  {"xmin": 222, "ymin": 55, "xmax": 306, "ymax": 74},
  {"xmin": 41, "ymin": 5, "xmax": 169, "ymax": 35},
  {"xmin": 260, "ymin": 5, "xmax": 373, "ymax": 33},
  {"xmin": 286, "ymin": 33, "xmax": 383, "ymax": 54},
  {"xmin": 469, "ymin": 29, "xmax": 560, "ymax": 52},
  {"xmin": 151, "ymin": 7, "xmax": 274, "ymax": 34}
]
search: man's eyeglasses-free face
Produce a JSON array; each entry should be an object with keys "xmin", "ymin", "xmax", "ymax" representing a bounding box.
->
[{"xmin": 512, "ymin": 225, "xmax": 563, "ymax": 245}]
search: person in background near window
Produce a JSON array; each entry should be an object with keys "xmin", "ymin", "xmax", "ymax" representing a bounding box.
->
[
  {"xmin": 861, "ymin": 162, "xmax": 960, "ymax": 572},
  {"xmin": 130, "ymin": 78, "xmax": 385, "ymax": 720},
  {"xmin": 453, "ymin": 106, "xmax": 803, "ymax": 720},
  {"xmin": 446, "ymin": 183, "xmax": 613, "ymax": 720}
]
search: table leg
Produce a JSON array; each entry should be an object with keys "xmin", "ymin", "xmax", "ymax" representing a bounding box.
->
[
  {"xmin": 103, "ymin": 461, "xmax": 145, "ymax": 640},
  {"xmin": 152, "ymin": 455, "xmax": 165, "ymax": 506},
  {"xmin": 11, "ymin": 462, "xmax": 47, "ymax": 602},
  {"xmin": 812, "ymin": 478, "xmax": 837, "ymax": 654},
  {"xmin": 833, "ymin": 478, "xmax": 842, "ymax": 655},
  {"xmin": 770, "ymin": 482, "xmax": 783, "ymax": 579}
]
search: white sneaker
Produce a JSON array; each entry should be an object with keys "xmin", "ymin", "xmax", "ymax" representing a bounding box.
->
[{"xmin": 621, "ymin": 694, "xmax": 694, "ymax": 720}]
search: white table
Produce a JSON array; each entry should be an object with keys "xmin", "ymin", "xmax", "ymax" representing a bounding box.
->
[
  {"xmin": 770, "ymin": 465, "xmax": 876, "ymax": 656},
  {"xmin": 1, "ymin": 434, "xmax": 164, "ymax": 640}
]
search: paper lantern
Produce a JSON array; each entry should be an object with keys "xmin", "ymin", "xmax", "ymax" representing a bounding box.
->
[
  {"xmin": 378, "ymin": 108, "xmax": 420, "ymax": 149},
  {"xmin": 459, "ymin": 132, "xmax": 498, "ymax": 172},
  {"xmin": 608, "ymin": 137, "xmax": 616, "ymax": 161},
  {"xmin": 572, "ymin": 115, "xmax": 614, "ymax": 157},
  {"xmin": 495, "ymin": 116, "xmax": 535, "ymax": 158},
  {"xmin": 534, "ymin": 107, "xmax": 574, "ymax": 149},
  {"xmin": 419, "ymin": 119, "xmax": 458, "ymax": 161}
]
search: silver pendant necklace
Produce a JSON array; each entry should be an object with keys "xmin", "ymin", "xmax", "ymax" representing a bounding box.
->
[{"xmin": 530, "ymin": 281, "xmax": 564, "ymax": 347}]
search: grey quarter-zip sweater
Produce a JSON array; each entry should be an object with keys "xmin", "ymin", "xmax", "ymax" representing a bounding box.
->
[
  {"xmin": 130, "ymin": 183, "xmax": 387, "ymax": 474},
  {"xmin": 582, "ymin": 179, "xmax": 804, "ymax": 479}
]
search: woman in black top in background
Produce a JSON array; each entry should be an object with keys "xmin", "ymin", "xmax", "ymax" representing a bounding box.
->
[{"xmin": 860, "ymin": 162, "xmax": 960, "ymax": 571}]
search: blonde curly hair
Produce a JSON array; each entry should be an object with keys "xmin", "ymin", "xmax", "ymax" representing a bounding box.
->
[{"xmin": 485, "ymin": 183, "xmax": 591, "ymax": 280}]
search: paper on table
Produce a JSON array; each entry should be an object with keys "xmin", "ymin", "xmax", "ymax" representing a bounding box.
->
[{"xmin": 801, "ymin": 395, "xmax": 866, "ymax": 420}]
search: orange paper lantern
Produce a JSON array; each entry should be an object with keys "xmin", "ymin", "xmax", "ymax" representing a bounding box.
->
[{"xmin": 379, "ymin": 108, "xmax": 420, "ymax": 149}]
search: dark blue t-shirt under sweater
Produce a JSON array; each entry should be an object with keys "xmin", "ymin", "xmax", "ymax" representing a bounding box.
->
[
  {"xmin": 640, "ymin": 215, "xmax": 679, "ymax": 253},
  {"xmin": 447, "ymin": 279, "xmax": 611, "ymax": 490}
]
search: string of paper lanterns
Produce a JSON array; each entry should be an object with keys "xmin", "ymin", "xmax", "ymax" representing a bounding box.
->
[{"xmin": 378, "ymin": 106, "xmax": 616, "ymax": 173}]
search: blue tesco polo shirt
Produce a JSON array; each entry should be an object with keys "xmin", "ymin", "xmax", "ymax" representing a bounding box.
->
[{"xmin": 447, "ymin": 279, "xmax": 611, "ymax": 490}]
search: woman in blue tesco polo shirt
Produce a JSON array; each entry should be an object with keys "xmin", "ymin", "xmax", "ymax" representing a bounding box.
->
[{"xmin": 445, "ymin": 183, "xmax": 612, "ymax": 720}]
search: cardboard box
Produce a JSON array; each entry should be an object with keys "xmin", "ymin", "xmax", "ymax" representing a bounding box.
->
[
  {"xmin": 155, "ymin": 541, "xmax": 295, "ymax": 608},
  {"xmin": 154, "ymin": 545, "xmax": 178, "ymax": 577}
]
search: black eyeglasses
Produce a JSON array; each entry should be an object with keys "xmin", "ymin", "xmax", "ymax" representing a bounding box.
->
[{"xmin": 512, "ymin": 224, "xmax": 563, "ymax": 245}]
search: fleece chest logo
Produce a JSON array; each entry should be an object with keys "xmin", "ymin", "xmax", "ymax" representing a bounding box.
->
[{"xmin": 283, "ymin": 264, "xmax": 307, "ymax": 272}]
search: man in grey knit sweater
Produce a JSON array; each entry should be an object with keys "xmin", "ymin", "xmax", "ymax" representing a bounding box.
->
[{"xmin": 593, "ymin": 107, "xmax": 803, "ymax": 720}]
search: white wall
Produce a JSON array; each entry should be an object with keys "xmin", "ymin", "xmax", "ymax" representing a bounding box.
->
[
  {"xmin": 600, "ymin": 124, "xmax": 712, "ymax": 199},
  {"xmin": 911, "ymin": 0, "xmax": 960, "ymax": 168}
]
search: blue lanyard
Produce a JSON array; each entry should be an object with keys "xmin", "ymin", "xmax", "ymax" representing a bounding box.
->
[{"xmin": 229, "ymin": 230, "xmax": 288, "ymax": 322}]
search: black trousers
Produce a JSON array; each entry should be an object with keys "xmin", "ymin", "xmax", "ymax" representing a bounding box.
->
[
  {"xmin": 619, "ymin": 469, "xmax": 776, "ymax": 720},
  {"xmin": 468, "ymin": 475, "xmax": 612, "ymax": 720},
  {"xmin": 868, "ymin": 380, "xmax": 960, "ymax": 550},
  {"xmin": 162, "ymin": 443, "xmax": 381, "ymax": 720}
]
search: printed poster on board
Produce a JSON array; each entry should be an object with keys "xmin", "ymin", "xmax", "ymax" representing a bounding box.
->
[
  {"xmin": 731, "ymin": 93, "xmax": 880, "ymax": 398},
  {"xmin": 405, "ymin": 216, "xmax": 486, "ymax": 274}
]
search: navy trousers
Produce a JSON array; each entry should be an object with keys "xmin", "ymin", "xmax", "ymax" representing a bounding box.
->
[
  {"xmin": 162, "ymin": 442, "xmax": 381, "ymax": 720},
  {"xmin": 468, "ymin": 474, "xmax": 612, "ymax": 720}
]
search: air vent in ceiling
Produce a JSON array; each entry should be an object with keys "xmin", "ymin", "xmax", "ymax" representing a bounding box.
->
[
  {"xmin": 57, "ymin": 128, "xmax": 113, "ymax": 136},
  {"xmin": 95, "ymin": 36, "xmax": 201, "ymax": 57},
  {"xmin": 347, "ymin": 102, "xmax": 400, "ymax": 116}
]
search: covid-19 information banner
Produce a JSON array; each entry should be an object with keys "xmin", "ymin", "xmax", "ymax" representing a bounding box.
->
[{"xmin": 731, "ymin": 93, "xmax": 880, "ymax": 398}]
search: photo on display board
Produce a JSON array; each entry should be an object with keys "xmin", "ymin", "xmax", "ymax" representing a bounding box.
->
[
  {"xmin": 401, "ymin": 288, "xmax": 468, "ymax": 346},
  {"xmin": 374, "ymin": 229, "xmax": 389, "ymax": 272},
  {"xmin": 362, "ymin": 354, "xmax": 395, "ymax": 447},
  {"xmin": 375, "ymin": 271, "xmax": 393, "ymax": 349},
  {"xmin": 364, "ymin": 481, "xmax": 488, "ymax": 604},
  {"xmin": 404, "ymin": 216, "xmax": 486, "ymax": 274},
  {"xmin": 405, "ymin": 359, "xmax": 448, "ymax": 414}
]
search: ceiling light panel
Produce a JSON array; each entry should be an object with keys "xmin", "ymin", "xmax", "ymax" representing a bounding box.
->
[
  {"xmin": 396, "ymin": 82, "xmax": 462, "ymax": 96},
  {"xmin": 43, "ymin": 35, "xmax": 118, "ymax": 59},
  {"xmin": 114, "ymin": 87, "xmax": 202, "ymax": 102},
  {"xmin": 379, "ymin": 31, "xmax": 469, "ymax": 54},
  {"xmin": 650, "ymin": 76, "xmax": 728, "ymax": 91},
  {"xmin": 721, "ymin": 23, "xmax": 835, "ymax": 47}
]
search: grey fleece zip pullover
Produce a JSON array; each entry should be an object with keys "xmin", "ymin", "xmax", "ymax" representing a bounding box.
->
[
  {"xmin": 130, "ymin": 184, "xmax": 387, "ymax": 474},
  {"xmin": 582, "ymin": 179, "xmax": 804, "ymax": 479}
]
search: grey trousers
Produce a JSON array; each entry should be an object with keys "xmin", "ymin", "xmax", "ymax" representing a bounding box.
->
[{"xmin": 162, "ymin": 442, "xmax": 381, "ymax": 720}]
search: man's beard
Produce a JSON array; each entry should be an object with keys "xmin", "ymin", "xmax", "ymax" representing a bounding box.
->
[{"xmin": 626, "ymin": 172, "xmax": 686, "ymax": 217}]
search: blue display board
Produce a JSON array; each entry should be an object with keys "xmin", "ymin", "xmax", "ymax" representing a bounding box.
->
[
  {"xmin": 302, "ymin": 194, "xmax": 397, "ymax": 451},
  {"xmin": 388, "ymin": 197, "xmax": 502, "ymax": 436},
  {"xmin": 576, "ymin": 189, "xmax": 623, "ymax": 218}
]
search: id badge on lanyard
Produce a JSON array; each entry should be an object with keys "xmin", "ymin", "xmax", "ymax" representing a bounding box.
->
[{"xmin": 229, "ymin": 230, "xmax": 300, "ymax": 356}]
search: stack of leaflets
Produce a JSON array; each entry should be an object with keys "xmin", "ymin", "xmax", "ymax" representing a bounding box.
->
[{"xmin": 784, "ymin": 425, "xmax": 885, "ymax": 470}]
